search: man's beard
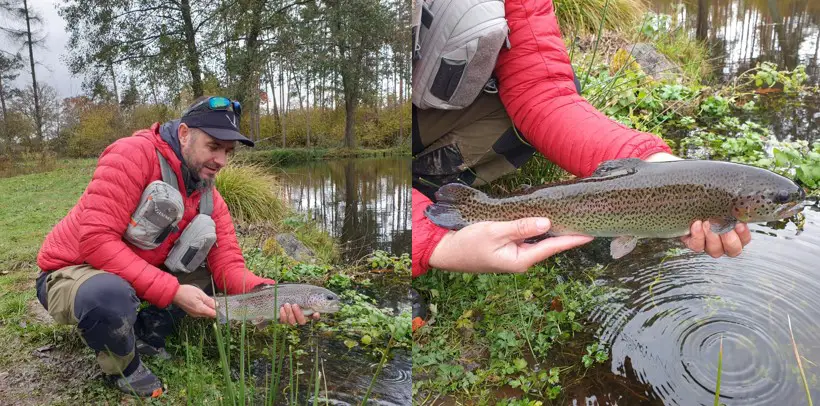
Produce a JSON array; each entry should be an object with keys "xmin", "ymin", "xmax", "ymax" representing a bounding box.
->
[
  {"xmin": 190, "ymin": 170, "xmax": 215, "ymax": 191},
  {"xmin": 182, "ymin": 150, "xmax": 215, "ymax": 191}
]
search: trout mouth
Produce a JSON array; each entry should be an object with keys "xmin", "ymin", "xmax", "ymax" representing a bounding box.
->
[{"xmin": 775, "ymin": 201, "xmax": 806, "ymax": 219}]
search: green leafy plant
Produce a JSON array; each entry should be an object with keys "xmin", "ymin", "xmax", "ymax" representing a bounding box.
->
[
  {"xmin": 367, "ymin": 250, "xmax": 411, "ymax": 273},
  {"xmin": 582, "ymin": 342, "xmax": 609, "ymax": 368}
]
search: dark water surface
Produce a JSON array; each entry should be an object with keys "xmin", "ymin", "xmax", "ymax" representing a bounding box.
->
[
  {"xmin": 649, "ymin": 0, "xmax": 820, "ymax": 142},
  {"xmin": 575, "ymin": 206, "xmax": 820, "ymax": 405},
  {"xmin": 276, "ymin": 157, "xmax": 411, "ymax": 262}
]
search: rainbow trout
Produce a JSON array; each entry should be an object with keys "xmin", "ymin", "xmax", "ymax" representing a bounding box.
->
[
  {"xmin": 425, "ymin": 158, "xmax": 806, "ymax": 259},
  {"xmin": 214, "ymin": 284, "xmax": 341, "ymax": 327}
]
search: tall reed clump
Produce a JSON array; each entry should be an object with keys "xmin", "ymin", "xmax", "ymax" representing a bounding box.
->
[
  {"xmin": 215, "ymin": 163, "xmax": 288, "ymax": 224},
  {"xmin": 554, "ymin": 0, "xmax": 646, "ymax": 35}
]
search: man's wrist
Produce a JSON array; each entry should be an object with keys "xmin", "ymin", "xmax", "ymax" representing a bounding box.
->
[{"xmin": 644, "ymin": 152, "xmax": 682, "ymax": 162}]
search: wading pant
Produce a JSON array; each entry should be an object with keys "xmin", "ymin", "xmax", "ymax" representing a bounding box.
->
[{"xmin": 35, "ymin": 264, "xmax": 212, "ymax": 375}]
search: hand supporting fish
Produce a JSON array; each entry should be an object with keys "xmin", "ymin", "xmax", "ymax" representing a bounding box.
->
[
  {"xmin": 425, "ymin": 158, "xmax": 806, "ymax": 261},
  {"xmin": 213, "ymin": 283, "xmax": 341, "ymax": 329}
]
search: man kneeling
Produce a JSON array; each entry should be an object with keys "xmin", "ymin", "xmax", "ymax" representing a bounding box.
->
[{"xmin": 35, "ymin": 96, "xmax": 316, "ymax": 398}]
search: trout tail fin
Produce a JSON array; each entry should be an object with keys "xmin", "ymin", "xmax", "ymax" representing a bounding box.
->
[{"xmin": 424, "ymin": 183, "xmax": 485, "ymax": 230}]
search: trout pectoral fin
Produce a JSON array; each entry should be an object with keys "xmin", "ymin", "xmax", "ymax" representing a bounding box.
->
[
  {"xmin": 522, "ymin": 232, "xmax": 554, "ymax": 244},
  {"xmin": 707, "ymin": 216, "xmax": 737, "ymax": 234},
  {"xmin": 251, "ymin": 317, "xmax": 269, "ymax": 330},
  {"xmin": 611, "ymin": 236, "xmax": 638, "ymax": 259}
]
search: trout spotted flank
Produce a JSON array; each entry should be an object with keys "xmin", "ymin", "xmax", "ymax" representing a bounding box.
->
[
  {"xmin": 215, "ymin": 283, "xmax": 341, "ymax": 327},
  {"xmin": 425, "ymin": 158, "xmax": 806, "ymax": 259}
]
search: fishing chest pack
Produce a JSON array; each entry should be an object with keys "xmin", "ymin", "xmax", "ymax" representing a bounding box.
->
[
  {"xmin": 411, "ymin": 0, "xmax": 509, "ymax": 110},
  {"xmin": 124, "ymin": 150, "xmax": 217, "ymax": 273}
]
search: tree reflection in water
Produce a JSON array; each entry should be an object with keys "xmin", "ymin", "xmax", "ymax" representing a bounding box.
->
[{"xmin": 277, "ymin": 157, "xmax": 411, "ymax": 263}]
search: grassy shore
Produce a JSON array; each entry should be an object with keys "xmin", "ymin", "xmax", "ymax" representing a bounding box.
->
[{"xmin": 237, "ymin": 146, "xmax": 409, "ymax": 168}]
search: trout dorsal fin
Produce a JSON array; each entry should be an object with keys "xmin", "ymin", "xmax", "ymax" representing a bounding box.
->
[{"xmin": 591, "ymin": 158, "xmax": 644, "ymax": 179}]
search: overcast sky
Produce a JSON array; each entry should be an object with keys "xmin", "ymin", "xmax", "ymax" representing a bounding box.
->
[{"xmin": 3, "ymin": 0, "xmax": 79, "ymax": 99}]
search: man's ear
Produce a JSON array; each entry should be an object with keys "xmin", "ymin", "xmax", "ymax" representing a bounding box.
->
[{"xmin": 178, "ymin": 123, "xmax": 190, "ymax": 146}]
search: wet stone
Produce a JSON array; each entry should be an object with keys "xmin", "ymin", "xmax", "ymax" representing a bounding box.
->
[
  {"xmin": 620, "ymin": 43, "xmax": 682, "ymax": 81},
  {"xmin": 274, "ymin": 233, "xmax": 317, "ymax": 264}
]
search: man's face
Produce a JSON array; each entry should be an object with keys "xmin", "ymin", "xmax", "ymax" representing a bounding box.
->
[{"xmin": 179, "ymin": 124, "xmax": 235, "ymax": 189}]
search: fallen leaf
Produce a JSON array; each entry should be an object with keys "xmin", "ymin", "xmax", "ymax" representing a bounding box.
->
[{"xmin": 550, "ymin": 297, "xmax": 563, "ymax": 312}]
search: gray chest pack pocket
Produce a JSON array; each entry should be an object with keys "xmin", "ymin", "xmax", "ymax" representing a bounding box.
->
[
  {"xmin": 125, "ymin": 150, "xmax": 216, "ymax": 273},
  {"xmin": 412, "ymin": 0, "xmax": 508, "ymax": 110}
]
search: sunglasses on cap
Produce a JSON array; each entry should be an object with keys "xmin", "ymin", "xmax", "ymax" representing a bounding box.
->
[{"xmin": 182, "ymin": 96, "xmax": 242, "ymax": 118}]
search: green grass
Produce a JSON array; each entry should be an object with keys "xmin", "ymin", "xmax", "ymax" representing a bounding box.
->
[
  {"xmin": 650, "ymin": 27, "xmax": 711, "ymax": 83},
  {"xmin": 554, "ymin": 0, "xmax": 646, "ymax": 35},
  {"xmin": 215, "ymin": 162, "xmax": 289, "ymax": 224},
  {"xmin": 0, "ymin": 159, "xmax": 96, "ymax": 267}
]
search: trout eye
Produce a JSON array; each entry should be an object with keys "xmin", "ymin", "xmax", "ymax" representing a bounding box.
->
[
  {"xmin": 774, "ymin": 190, "xmax": 791, "ymax": 204},
  {"xmin": 326, "ymin": 295, "xmax": 335, "ymax": 301}
]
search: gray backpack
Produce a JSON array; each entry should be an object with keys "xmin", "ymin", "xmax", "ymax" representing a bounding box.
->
[{"xmin": 412, "ymin": 0, "xmax": 508, "ymax": 110}]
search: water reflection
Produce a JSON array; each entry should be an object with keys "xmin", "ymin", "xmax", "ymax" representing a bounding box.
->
[
  {"xmin": 581, "ymin": 207, "xmax": 820, "ymax": 404},
  {"xmin": 650, "ymin": 0, "xmax": 820, "ymax": 84},
  {"xmin": 276, "ymin": 157, "xmax": 411, "ymax": 262}
]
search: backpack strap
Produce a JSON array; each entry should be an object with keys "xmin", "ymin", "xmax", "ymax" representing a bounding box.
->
[
  {"xmin": 199, "ymin": 188, "xmax": 213, "ymax": 216},
  {"xmin": 156, "ymin": 149, "xmax": 213, "ymax": 216},
  {"xmin": 156, "ymin": 149, "xmax": 179, "ymax": 190}
]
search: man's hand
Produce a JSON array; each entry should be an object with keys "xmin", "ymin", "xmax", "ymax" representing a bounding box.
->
[
  {"xmin": 428, "ymin": 217, "xmax": 594, "ymax": 273},
  {"xmin": 173, "ymin": 284, "xmax": 217, "ymax": 318},
  {"xmin": 682, "ymin": 221, "xmax": 752, "ymax": 258},
  {"xmin": 279, "ymin": 303, "xmax": 321, "ymax": 326},
  {"xmin": 253, "ymin": 284, "xmax": 320, "ymax": 326},
  {"xmin": 645, "ymin": 152, "xmax": 753, "ymax": 258}
]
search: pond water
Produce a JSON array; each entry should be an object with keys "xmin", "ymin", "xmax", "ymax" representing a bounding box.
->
[
  {"xmin": 569, "ymin": 206, "xmax": 819, "ymax": 405},
  {"xmin": 275, "ymin": 157, "xmax": 412, "ymax": 262}
]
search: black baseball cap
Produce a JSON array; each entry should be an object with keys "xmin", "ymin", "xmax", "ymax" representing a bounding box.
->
[{"xmin": 180, "ymin": 96, "xmax": 255, "ymax": 147}]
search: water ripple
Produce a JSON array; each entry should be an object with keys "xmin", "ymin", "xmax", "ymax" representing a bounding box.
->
[{"xmin": 590, "ymin": 208, "xmax": 820, "ymax": 405}]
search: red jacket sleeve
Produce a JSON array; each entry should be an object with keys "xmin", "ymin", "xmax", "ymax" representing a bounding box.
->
[
  {"xmin": 207, "ymin": 188, "xmax": 277, "ymax": 293},
  {"xmin": 78, "ymin": 138, "xmax": 180, "ymax": 308},
  {"xmin": 412, "ymin": 188, "xmax": 450, "ymax": 278},
  {"xmin": 495, "ymin": 0, "xmax": 671, "ymax": 177}
]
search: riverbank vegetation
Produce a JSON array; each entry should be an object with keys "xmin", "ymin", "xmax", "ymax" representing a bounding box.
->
[
  {"xmin": 0, "ymin": 0, "xmax": 411, "ymax": 178},
  {"xmin": 413, "ymin": 3, "xmax": 819, "ymax": 403}
]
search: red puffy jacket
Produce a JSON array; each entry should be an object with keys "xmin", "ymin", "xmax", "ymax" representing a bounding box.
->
[
  {"xmin": 37, "ymin": 123, "xmax": 276, "ymax": 307},
  {"xmin": 411, "ymin": 0, "xmax": 671, "ymax": 277}
]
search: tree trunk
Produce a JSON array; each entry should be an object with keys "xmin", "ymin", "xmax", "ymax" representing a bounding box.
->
[
  {"xmin": 179, "ymin": 0, "xmax": 204, "ymax": 98},
  {"xmin": 109, "ymin": 61, "xmax": 119, "ymax": 109},
  {"xmin": 0, "ymin": 74, "xmax": 6, "ymax": 121},
  {"xmin": 696, "ymin": 0, "xmax": 708, "ymax": 41},
  {"xmin": 305, "ymin": 71, "xmax": 311, "ymax": 147},
  {"xmin": 23, "ymin": 0, "xmax": 43, "ymax": 148},
  {"xmin": 342, "ymin": 72, "xmax": 356, "ymax": 148},
  {"xmin": 280, "ymin": 69, "xmax": 287, "ymax": 147},
  {"xmin": 398, "ymin": 74, "xmax": 403, "ymax": 140},
  {"xmin": 267, "ymin": 60, "xmax": 279, "ymax": 122}
]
